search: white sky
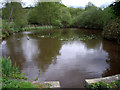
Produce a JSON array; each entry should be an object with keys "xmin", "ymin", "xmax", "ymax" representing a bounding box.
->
[
  {"xmin": 21, "ymin": 0, "xmax": 115, "ymax": 8},
  {"xmin": 0, "ymin": 0, "xmax": 116, "ymax": 8},
  {"xmin": 62, "ymin": 0, "xmax": 115, "ymax": 8}
]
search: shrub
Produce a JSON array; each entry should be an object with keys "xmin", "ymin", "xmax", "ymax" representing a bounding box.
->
[
  {"xmin": 86, "ymin": 80, "xmax": 120, "ymax": 89},
  {"xmin": 2, "ymin": 78, "xmax": 37, "ymax": 88},
  {"xmin": 103, "ymin": 17, "xmax": 120, "ymax": 44},
  {"xmin": 74, "ymin": 7, "xmax": 103, "ymax": 29},
  {"xmin": 1, "ymin": 57, "xmax": 18, "ymax": 77},
  {"xmin": 86, "ymin": 81, "xmax": 112, "ymax": 89}
]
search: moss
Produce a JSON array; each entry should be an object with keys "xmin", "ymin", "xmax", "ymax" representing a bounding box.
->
[{"xmin": 103, "ymin": 17, "xmax": 120, "ymax": 44}]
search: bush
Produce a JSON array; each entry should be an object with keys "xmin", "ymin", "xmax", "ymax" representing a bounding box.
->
[
  {"xmin": 2, "ymin": 78, "xmax": 37, "ymax": 88},
  {"xmin": 86, "ymin": 81, "xmax": 112, "ymax": 89},
  {"xmin": 86, "ymin": 80, "xmax": 120, "ymax": 89},
  {"xmin": 1, "ymin": 57, "xmax": 18, "ymax": 77},
  {"xmin": 74, "ymin": 7, "xmax": 103, "ymax": 29},
  {"xmin": 103, "ymin": 17, "xmax": 120, "ymax": 44}
]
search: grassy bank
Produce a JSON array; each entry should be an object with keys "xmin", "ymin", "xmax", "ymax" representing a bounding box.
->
[
  {"xmin": 0, "ymin": 57, "xmax": 51, "ymax": 89},
  {"xmin": 2, "ymin": 25, "xmax": 57, "ymax": 40}
]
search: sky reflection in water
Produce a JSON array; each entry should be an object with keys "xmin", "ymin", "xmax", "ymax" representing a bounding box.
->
[{"xmin": 1, "ymin": 30, "xmax": 119, "ymax": 88}]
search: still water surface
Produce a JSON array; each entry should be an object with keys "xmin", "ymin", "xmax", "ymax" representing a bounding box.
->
[{"xmin": 1, "ymin": 29, "xmax": 120, "ymax": 88}]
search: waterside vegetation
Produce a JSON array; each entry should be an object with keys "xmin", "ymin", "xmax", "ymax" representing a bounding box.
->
[
  {"xmin": 0, "ymin": 57, "xmax": 51, "ymax": 88},
  {"xmin": 1, "ymin": 1, "xmax": 120, "ymax": 43},
  {"xmin": 1, "ymin": 0, "xmax": 120, "ymax": 89},
  {"xmin": 86, "ymin": 80, "xmax": 120, "ymax": 89}
]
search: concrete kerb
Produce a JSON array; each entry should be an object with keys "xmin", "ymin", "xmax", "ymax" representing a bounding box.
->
[
  {"xmin": 85, "ymin": 74, "xmax": 120, "ymax": 85},
  {"xmin": 32, "ymin": 81, "xmax": 60, "ymax": 88}
]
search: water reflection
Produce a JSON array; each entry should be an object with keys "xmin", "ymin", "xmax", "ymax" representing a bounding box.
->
[
  {"xmin": 21, "ymin": 36, "xmax": 40, "ymax": 61},
  {"xmin": 102, "ymin": 40, "xmax": 120, "ymax": 77},
  {"xmin": 36, "ymin": 38, "xmax": 62, "ymax": 72},
  {"xmin": 38, "ymin": 40, "xmax": 109, "ymax": 88},
  {"xmin": 1, "ymin": 29, "xmax": 120, "ymax": 88},
  {"xmin": 58, "ymin": 41, "xmax": 109, "ymax": 75},
  {"xmin": 1, "ymin": 40, "xmax": 10, "ymax": 57}
]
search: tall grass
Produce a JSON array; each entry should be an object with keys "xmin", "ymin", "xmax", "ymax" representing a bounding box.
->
[{"xmin": 1, "ymin": 57, "xmax": 18, "ymax": 77}]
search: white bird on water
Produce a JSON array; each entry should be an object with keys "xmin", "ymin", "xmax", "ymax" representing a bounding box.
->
[{"xmin": 27, "ymin": 36, "xmax": 30, "ymax": 40}]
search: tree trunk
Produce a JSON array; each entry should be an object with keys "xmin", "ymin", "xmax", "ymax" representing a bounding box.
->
[{"xmin": 8, "ymin": 6, "xmax": 13, "ymax": 28}]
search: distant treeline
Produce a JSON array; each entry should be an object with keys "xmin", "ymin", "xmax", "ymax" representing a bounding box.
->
[
  {"xmin": 2, "ymin": 1, "xmax": 119, "ymax": 29},
  {"xmin": 2, "ymin": 1, "xmax": 120, "ymax": 43}
]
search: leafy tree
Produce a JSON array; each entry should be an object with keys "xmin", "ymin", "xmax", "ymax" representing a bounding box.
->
[
  {"xmin": 2, "ymin": 2, "xmax": 28, "ymax": 28},
  {"xmin": 85, "ymin": 2, "xmax": 95, "ymax": 10},
  {"xmin": 74, "ymin": 7, "xmax": 103, "ymax": 29},
  {"xmin": 110, "ymin": 1, "xmax": 120, "ymax": 16},
  {"xmin": 102, "ymin": 6, "xmax": 116, "ymax": 25},
  {"xmin": 68, "ymin": 7, "xmax": 83, "ymax": 27},
  {"xmin": 59, "ymin": 7, "xmax": 72, "ymax": 27},
  {"xmin": 28, "ymin": 2, "xmax": 62, "ymax": 26}
]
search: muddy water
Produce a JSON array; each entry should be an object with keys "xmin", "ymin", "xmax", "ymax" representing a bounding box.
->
[{"xmin": 1, "ymin": 28, "xmax": 120, "ymax": 88}]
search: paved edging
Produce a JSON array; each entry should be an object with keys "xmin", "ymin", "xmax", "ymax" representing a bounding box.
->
[
  {"xmin": 32, "ymin": 81, "xmax": 60, "ymax": 88},
  {"xmin": 85, "ymin": 74, "xmax": 120, "ymax": 85}
]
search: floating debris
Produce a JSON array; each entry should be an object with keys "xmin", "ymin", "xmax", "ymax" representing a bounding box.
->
[{"xmin": 41, "ymin": 36, "xmax": 45, "ymax": 38}]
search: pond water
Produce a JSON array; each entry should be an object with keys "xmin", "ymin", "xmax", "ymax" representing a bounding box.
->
[{"xmin": 1, "ymin": 28, "xmax": 120, "ymax": 88}]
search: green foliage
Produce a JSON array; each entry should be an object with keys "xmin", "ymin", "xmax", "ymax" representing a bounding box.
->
[
  {"xmin": 1, "ymin": 57, "xmax": 50, "ymax": 89},
  {"xmin": 2, "ymin": 78, "xmax": 37, "ymax": 88},
  {"xmin": 74, "ymin": 7, "xmax": 103, "ymax": 29},
  {"xmin": 102, "ymin": 1, "xmax": 120, "ymax": 43},
  {"xmin": 2, "ymin": 2, "xmax": 28, "ymax": 28},
  {"xmin": 86, "ymin": 81, "xmax": 112, "ymax": 89},
  {"xmin": 29, "ymin": 29, "xmax": 97, "ymax": 41},
  {"xmin": 1, "ymin": 57, "xmax": 28, "ymax": 80},
  {"xmin": 86, "ymin": 80, "xmax": 120, "ymax": 89},
  {"xmin": 1, "ymin": 57, "xmax": 18, "ymax": 77},
  {"xmin": 103, "ymin": 17, "xmax": 120, "ymax": 44},
  {"xmin": 59, "ymin": 7, "xmax": 72, "ymax": 27},
  {"xmin": 28, "ymin": 2, "xmax": 62, "ymax": 26},
  {"xmin": 28, "ymin": 2, "xmax": 75, "ymax": 27},
  {"xmin": 85, "ymin": 2, "xmax": 96, "ymax": 10},
  {"xmin": 2, "ymin": 76, "xmax": 51, "ymax": 88},
  {"xmin": 22, "ymin": 26, "xmax": 55, "ymax": 31},
  {"xmin": 110, "ymin": 1, "xmax": 120, "ymax": 16},
  {"xmin": 102, "ymin": 7, "xmax": 116, "ymax": 25}
]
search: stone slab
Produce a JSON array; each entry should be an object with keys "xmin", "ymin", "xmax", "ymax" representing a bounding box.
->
[
  {"xmin": 85, "ymin": 74, "xmax": 120, "ymax": 85},
  {"xmin": 32, "ymin": 81, "xmax": 60, "ymax": 88}
]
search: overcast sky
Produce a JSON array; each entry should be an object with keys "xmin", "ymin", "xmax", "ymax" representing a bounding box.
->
[
  {"xmin": 21, "ymin": 0, "xmax": 115, "ymax": 8},
  {"xmin": 62, "ymin": 0, "xmax": 115, "ymax": 8},
  {"xmin": 0, "ymin": 0, "xmax": 116, "ymax": 8}
]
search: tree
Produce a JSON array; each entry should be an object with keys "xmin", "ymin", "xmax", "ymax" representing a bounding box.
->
[
  {"xmin": 59, "ymin": 7, "xmax": 72, "ymax": 27},
  {"xmin": 110, "ymin": 1, "xmax": 120, "ymax": 16},
  {"xmin": 2, "ymin": 2, "xmax": 28, "ymax": 28},
  {"xmin": 102, "ymin": 6, "xmax": 115, "ymax": 25},
  {"xmin": 28, "ymin": 2, "xmax": 62, "ymax": 26},
  {"xmin": 85, "ymin": 2, "xmax": 95, "ymax": 10},
  {"xmin": 74, "ymin": 7, "xmax": 103, "ymax": 29}
]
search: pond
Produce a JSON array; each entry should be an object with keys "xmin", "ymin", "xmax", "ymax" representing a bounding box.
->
[{"xmin": 1, "ymin": 28, "xmax": 120, "ymax": 88}]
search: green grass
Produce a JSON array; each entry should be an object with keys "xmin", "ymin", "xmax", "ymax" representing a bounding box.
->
[
  {"xmin": 1, "ymin": 57, "xmax": 51, "ymax": 88},
  {"xmin": 86, "ymin": 80, "xmax": 120, "ymax": 89},
  {"xmin": 1, "ymin": 57, "xmax": 18, "ymax": 77},
  {"xmin": 2, "ymin": 78, "xmax": 37, "ymax": 88},
  {"xmin": 22, "ymin": 26, "xmax": 55, "ymax": 31},
  {"xmin": 2, "ymin": 77, "xmax": 51, "ymax": 88},
  {"xmin": 1, "ymin": 21, "xmax": 57, "ymax": 39}
]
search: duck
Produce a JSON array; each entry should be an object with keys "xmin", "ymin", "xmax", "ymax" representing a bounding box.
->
[{"xmin": 27, "ymin": 36, "xmax": 30, "ymax": 40}]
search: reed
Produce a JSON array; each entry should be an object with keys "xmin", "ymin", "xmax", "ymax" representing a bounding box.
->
[{"xmin": 1, "ymin": 57, "xmax": 18, "ymax": 77}]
